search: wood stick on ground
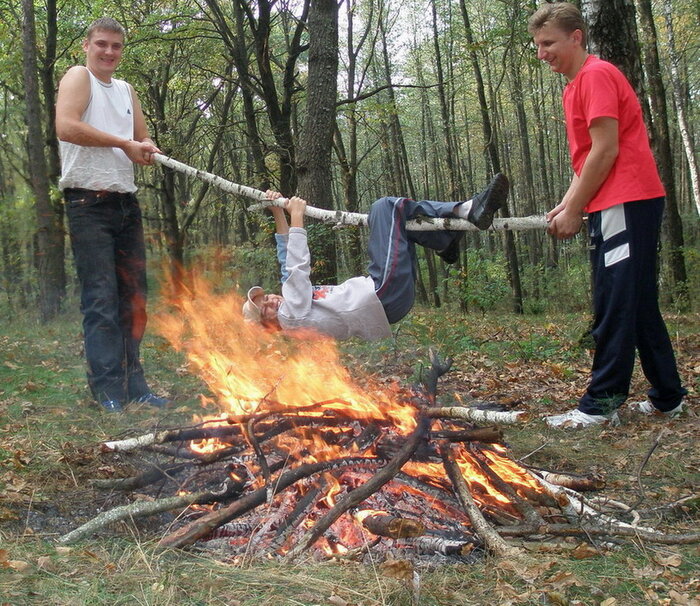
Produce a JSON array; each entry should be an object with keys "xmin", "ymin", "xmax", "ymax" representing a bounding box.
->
[
  {"xmin": 426, "ymin": 406, "xmax": 529, "ymax": 425},
  {"xmin": 90, "ymin": 462, "xmax": 190, "ymax": 491},
  {"xmin": 440, "ymin": 443, "xmax": 521, "ymax": 558},
  {"xmin": 529, "ymin": 472, "xmax": 659, "ymax": 534},
  {"xmin": 532, "ymin": 469, "xmax": 606, "ymax": 492},
  {"xmin": 631, "ymin": 428, "xmax": 668, "ymax": 510},
  {"xmin": 287, "ymin": 416, "xmax": 431, "ymax": 557},
  {"xmin": 101, "ymin": 424, "xmax": 243, "ymax": 453},
  {"xmin": 58, "ymin": 480, "xmax": 243, "ymax": 544},
  {"xmin": 497, "ymin": 523, "xmax": 700, "ymax": 545}
]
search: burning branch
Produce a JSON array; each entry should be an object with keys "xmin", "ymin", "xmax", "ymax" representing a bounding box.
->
[
  {"xmin": 440, "ymin": 443, "xmax": 520, "ymax": 557},
  {"xmin": 157, "ymin": 457, "xmax": 383, "ymax": 550},
  {"xmin": 287, "ymin": 416, "xmax": 431, "ymax": 557}
]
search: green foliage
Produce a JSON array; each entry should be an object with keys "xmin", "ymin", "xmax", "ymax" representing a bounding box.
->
[
  {"xmin": 306, "ymin": 222, "xmax": 339, "ymax": 284},
  {"xmin": 449, "ymin": 250, "xmax": 511, "ymax": 315}
]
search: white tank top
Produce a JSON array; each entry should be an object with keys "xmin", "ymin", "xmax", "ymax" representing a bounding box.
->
[{"xmin": 59, "ymin": 67, "xmax": 137, "ymax": 193}]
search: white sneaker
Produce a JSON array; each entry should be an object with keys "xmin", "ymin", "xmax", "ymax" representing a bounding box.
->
[
  {"xmin": 634, "ymin": 399, "xmax": 684, "ymax": 418},
  {"xmin": 545, "ymin": 408, "xmax": 620, "ymax": 429}
]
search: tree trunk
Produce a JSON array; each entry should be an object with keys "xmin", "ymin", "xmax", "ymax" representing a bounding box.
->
[
  {"xmin": 661, "ymin": 0, "xmax": 700, "ymax": 217},
  {"xmin": 21, "ymin": 0, "xmax": 64, "ymax": 321},
  {"xmin": 297, "ymin": 0, "xmax": 339, "ymax": 284},
  {"xmin": 581, "ymin": 0, "xmax": 649, "ymax": 125},
  {"xmin": 636, "ymin": 0, "xmax": 689, "ymax": 307},
  {"xmin": 459, "ymin": 0, "xmax": 523, "ymax": 314},
  {"xmin": 430, "ymin": 0, "xmax": 459, "ymax": 199}
]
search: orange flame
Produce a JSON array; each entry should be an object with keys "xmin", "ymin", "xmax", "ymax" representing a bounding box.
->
[{"xmin": 155, "ymin": 273, "xmax": 418, "ymax": 459}]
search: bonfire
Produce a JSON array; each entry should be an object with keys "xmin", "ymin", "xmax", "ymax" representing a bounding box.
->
[{"xmin": 58, "ymin": 274, "xmax": 698, "ymax": 562}]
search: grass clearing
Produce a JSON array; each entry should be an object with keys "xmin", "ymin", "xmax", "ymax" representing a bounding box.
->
[{"xmin": 1, "ymin": 301, "xmax": 698, "ymax": 605}]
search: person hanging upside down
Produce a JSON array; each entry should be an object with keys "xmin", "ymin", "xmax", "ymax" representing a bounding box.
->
[{"xmin": 242, "ymin": 174, "xmax": 509, "ymax": 340}]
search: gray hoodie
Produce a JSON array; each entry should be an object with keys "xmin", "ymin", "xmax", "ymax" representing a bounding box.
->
[{"xmin": 276, "ymin": 228, "xmax": 392, "ymax": 341}]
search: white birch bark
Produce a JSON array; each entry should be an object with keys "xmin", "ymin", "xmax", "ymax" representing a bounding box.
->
[
  {"xmin": 153, "ymin": 153, "xmax": 548, "ymax": 232},
  {"xmin": 661, "ymin": 1, "xmax": 700, "ymax": 216}
]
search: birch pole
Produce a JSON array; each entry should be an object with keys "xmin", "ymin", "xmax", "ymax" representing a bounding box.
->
[{"xmin": 153, "ymin": 153, "xmax": 548, "ymax": 232}]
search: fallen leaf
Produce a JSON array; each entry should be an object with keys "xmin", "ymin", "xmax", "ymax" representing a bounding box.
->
[
  {"xmin": 655, "ymin": 554, "xmax": 683, "ymax": 568},
  {"xmin": 632, "ymin": 564, "xmax": 664, "ymax": 579},
  {"xmin": 545, "ymin": 591, "xmax": 568, "ymax": 605},
  {"xmin": 571, "ymin": 542, "xmax": 599, "ymax": 559},
  {"xmin": 600, "ymin": 598, "xmax": 617, "ymax": 606},
  {"xmin": 380, "ymin": 558, "xmax": 413, "ymax": 581},
  {"xmin": 546, "ymin": 569, "xmax": 584, "ymax": 589},
  {"xmin": 55, "ymin": 546, "xmax": 72, "ymax": 556},
  {"xmin": 9, "ymin": 560, "xmax": 31, "ymax": 572}
]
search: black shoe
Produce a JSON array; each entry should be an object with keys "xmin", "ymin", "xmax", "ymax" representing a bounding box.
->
[
  {"xmin": 99, "ymin": 399, "xmax": 124, "ymax": 413},
  {"xmin": 467, "ymin": 173, "xmax": 509, "ymax": 230},
  {"xmin": 133, "ymin": 392, "xmax": 170, "ymax": 408},
  {"xmin": 437, "ymin": 232, "xmax": 465, "ymax": 264}
]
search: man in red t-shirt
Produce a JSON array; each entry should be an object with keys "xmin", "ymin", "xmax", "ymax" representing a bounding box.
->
[{"xmin": 528, "ymin": 3, "xmax": 686, "ymax": 429}]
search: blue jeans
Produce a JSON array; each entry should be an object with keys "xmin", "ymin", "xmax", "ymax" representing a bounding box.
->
[{"xmin": 65, "ymin": 189, "xmax": 150, "ymax": 403}]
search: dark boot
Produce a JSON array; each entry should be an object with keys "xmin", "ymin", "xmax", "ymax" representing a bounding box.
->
[{"xmin": 467, "ymin": 173, "xmax": 509, "ymax": 230}]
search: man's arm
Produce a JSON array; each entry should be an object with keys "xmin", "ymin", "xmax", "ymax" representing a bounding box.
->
[
  {"xmin": 55, "ymin": 66, "xmax": 159, "ymax": 166},
  {"xmin": 264, "ymin": 190, "xmax": 290, "ymax": 235},
  {"xmin": 547, "ymin": 116, "xmax": 619, "ymax": 239},
  {"xmin": 286, "ymin": 196, "xmax": 306, "ymax": 228}
]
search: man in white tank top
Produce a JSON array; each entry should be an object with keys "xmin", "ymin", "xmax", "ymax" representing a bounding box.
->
[{"xmin": 56, "ymin": 18, "xmax": 168, "ymax": 412}]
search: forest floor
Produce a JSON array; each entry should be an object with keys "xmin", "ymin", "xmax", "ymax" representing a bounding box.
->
[{"xmin": 1, "ymin": 300, "xmax": 698, "ymax": 606}]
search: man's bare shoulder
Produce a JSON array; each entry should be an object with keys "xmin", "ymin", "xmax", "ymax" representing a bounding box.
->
[{"xmin": 59, "ymin": 65, "xmax": 90, "ymax": 87}]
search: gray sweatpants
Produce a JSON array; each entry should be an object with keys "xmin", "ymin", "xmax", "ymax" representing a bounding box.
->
[{"xmin": 367, "ymin": 197, "xmax": 462, "ymax": 323}]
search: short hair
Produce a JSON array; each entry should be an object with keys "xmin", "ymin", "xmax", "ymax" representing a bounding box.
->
[
  {"xmin": 86, "ymin": 17, "xmax": 126, "ymax": 41},
  {"xmin": 528, "ymin": 2, "xmax": 587, "ymax": 47}
]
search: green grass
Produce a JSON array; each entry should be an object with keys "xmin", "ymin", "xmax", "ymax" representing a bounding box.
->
[{"xmin": 1, "ymin": 300, "xmax": 698, "ymax": 605}]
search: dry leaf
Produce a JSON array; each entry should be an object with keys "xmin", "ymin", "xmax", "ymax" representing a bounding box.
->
[
  {"xmin": 600, "ymin": 598, "xmax": 617, "ymax": 606},
  {"xmin": 545, "ymin": 591, "xmax": 568, "ymax": 606},
  {"xmin": 546, "ymin": 569, "xmax": 584, "ymax": 589},
  {"xmin": 571, "ymin": 542, "xmax": 599, "ymax": 559},
  {"xmin": 655, "ymin": 553, "xmax": 682, "ymax": 568},
  {"xmin": 328, "ymin": 595, "xmax": 350, "ymax": 606},
  {"xmin": 632, "ymin": 564, "xmax": 663, "ymax": 579},
  {"xmin": 9, "ymin": 560, "xmax": 31, "ymax": 572},
  {"xmin": 380, "ymin": 558, "xmax": 413, "ymax": 581},
  {"xmin": 55, "ymin": 547, "xmax": 72, "ymax": 556},
  {"xmin": 668, "ymin": 589, "xmax": 699, "ymax": 606}
]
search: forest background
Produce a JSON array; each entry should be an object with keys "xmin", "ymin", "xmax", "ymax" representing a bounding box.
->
[
  {"xmin": 1, "ymin": 0, "xmax": 698, "ymax": 320},
  {"xmin": 1, "ymin": 2, "xmax": 699, "ymax": 604}
]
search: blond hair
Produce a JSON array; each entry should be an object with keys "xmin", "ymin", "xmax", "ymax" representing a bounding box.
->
[{"xmin": 528, "ymin": 2, "xmax": 587, "ymax": 47}]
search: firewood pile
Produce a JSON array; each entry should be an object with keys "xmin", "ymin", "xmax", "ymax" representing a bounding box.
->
[
  {"xmin": 57, "ymin": 281, "xmax": 699, "ymax": 560},
  {"xmin": 58, "ymin": 350, "xmax": 697, "ymax": 560}
]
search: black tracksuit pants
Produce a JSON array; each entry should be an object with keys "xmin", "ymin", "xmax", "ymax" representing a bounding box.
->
[{"xmin": 578, "ymin": 197, "xmax": 686, "ymax": 415}]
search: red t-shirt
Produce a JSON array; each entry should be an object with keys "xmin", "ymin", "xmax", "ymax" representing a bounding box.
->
[{"xmin": 563, "ymin": 56, "xmax": 665, "ymax": 213}]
